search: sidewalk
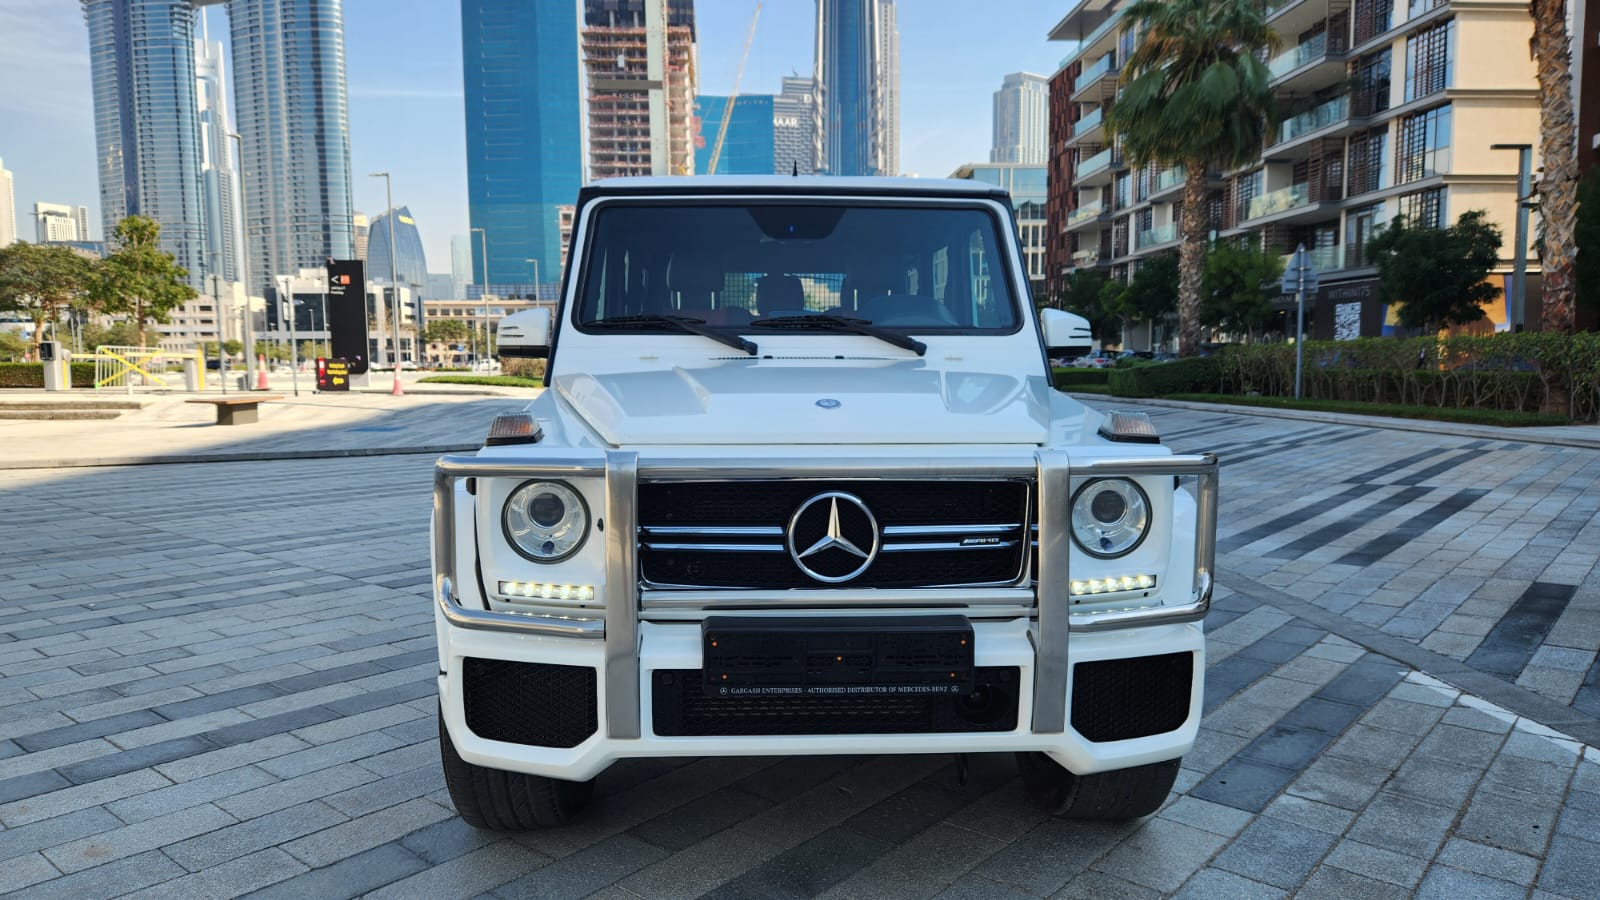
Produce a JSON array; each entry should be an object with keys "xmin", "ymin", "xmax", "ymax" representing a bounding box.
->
[
  {"xmin": 1070, "ymin": 392, "xmax": 1600, "ymax": 450},
  {"xmin": 0, "ymin": 388, "xmax": 538, "ymax": 468}
]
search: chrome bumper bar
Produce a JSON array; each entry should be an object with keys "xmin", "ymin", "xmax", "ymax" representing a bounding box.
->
[
  {"xmin": 1031, "ymin": 451, "xmax": 1219, "ymax": 734},
  {"xmin": 433, "ymin": 450, "xmax": 1218, "ymax": 740}
]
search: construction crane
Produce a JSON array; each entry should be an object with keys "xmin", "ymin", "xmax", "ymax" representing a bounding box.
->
[{"xmin": 706, "ymin": 3, "xmax": 761, "ymax": 176}]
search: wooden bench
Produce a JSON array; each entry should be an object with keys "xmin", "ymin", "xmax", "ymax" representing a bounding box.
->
[{"xmin": 186, "ymin": 395, "xmax": 283, "ymax": 426}]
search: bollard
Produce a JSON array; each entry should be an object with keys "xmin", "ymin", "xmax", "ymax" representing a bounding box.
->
[{"xmin": 183, "ymin": 358, "xmax": 200, "ymax": 392}]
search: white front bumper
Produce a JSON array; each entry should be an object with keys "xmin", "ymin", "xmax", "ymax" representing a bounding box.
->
[{"xmin": 438, "ymin": 614, "xmax": 1205, "ymax": 783}]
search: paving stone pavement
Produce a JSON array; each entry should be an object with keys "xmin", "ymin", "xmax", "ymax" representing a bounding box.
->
[{"xmin": 0, "ymin": 405, "xmax": 1598, "ymax": 898}]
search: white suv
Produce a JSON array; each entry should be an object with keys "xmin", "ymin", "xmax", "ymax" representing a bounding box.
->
[{"xmin": 430, "ymin": 176, "xmax": 1218, "ymax": 829}]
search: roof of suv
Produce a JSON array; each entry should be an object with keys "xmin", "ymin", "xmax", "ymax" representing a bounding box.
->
[{"xmin": 576, "ymin": 175, "xmax": 1012, "ymax": 205}]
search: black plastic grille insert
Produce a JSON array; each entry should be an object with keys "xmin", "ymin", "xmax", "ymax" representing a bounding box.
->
[
  {"xmin": 463, "ymin": 657, "xmax": 598, "ymax": 749},
  {"xmin": 1070, "ymin": 652, "xmax": 1194, "ymax": 742},
  {"xmin": 651, "ymin": 667, "xmax": 1020, "ymax": 736}
]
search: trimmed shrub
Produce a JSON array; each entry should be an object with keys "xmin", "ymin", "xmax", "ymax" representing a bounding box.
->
[
  {"xmin": 1108, "ymin": 357, "xmax": 1222, "ymax": 397},
  {"xmin": 1052, "ymin": 368, "xmax": 1110, "ymax": 388},
  {"xmin": 0, "ymin": 362, "xmax": 96, "ymax": 388}
]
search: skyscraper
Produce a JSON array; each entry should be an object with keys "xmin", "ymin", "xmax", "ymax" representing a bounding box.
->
[
  {"xmin": 34, "ymin": 203, "xmax": 81, "ymax": 243},
  {"xmin": 462, "ymin": 0, "xmax": 583, "ymax": 295},
  {"xmin": 815, "ymin": 0, "xmax": 897, "ymax": 176},
  {"xmin": 876, "ymin": 0, "xmax": 899, "ymax": 175},
  {"xmin": 353, "ymin": 212, "xmax": 369, "ymax": 261},
  {"xmin": 0, "ymin": 159, "xmax": 14, "ymax": 247},
  {"xmin": 367, "ymin": 206, "xmax": 429, "ymax": 291},
  {"xmin": 774, "ymin": 76, "xmax": 819, "ymax": 176},
  {"xmin": 991, "ymin": 72, "xmax": 1048, "ymax": 165},
  {"xmin": 195, "ymin": 17, "xmax": 240, "ymax": 282},
  {"xmin": 225, "ymin": 0, "xmax": 355, "ymax": 297},
  {"xmin": 581, "ymin": 0, "xmax": 699, "ymax": 180},
  {"xmin": 696, "ymin": 94, "xmax": 776, "ymax": 175},
  {"xmin": 74, "ymin": 206, "xmax": 91, "ymax": 242},
  {"xmin": 450, "ymin": 234, "xmax": 473, "ymax": 297},
  {"xmin": 81, "ymin": 0, "xmax": 210, "ymax": 286}
]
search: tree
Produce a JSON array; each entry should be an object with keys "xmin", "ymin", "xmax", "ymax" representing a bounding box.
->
[
  {"xmin": 81, "ymin": 320, "xmax": 142, "ymax": 350},
  {"xmin": 1200, "ymin": 242, "xmax": 1285, "ymax": 341},
  {"xmin": 1103, "ymin": 0, "xmax": 1278, "ymax": 357},
  {"xmin": 1576, "ymin": 168, "xmax": 1600, "ymax": 321},
  {"xmin": 1054, "ymin": 269, "xmax": 1121, "ymax": 344},
  {"xmin": 1366, "ymin": 210, "xmax": 1503, "ymax": 332},
  {"xmin": 1531, "ymin": 0, "xmax": 1579, "ymax": 332},
  {"xmin": 1118, "ymin": 254, "xmax": 1180, "ymax": 325},
  {"xmin": 0, "ymin": 327, "xmax": 29, "ymax": 362},
  {"xmin": 0, "ymin": 242, "xmax": 97, "ymax": 354},
  {"xmin": 89, "ymin": 216, "xmax": 197, "ymax": 347},
  {"xmin": 423, "ymin": 318, "xmax": 470, "ymax": 346}
]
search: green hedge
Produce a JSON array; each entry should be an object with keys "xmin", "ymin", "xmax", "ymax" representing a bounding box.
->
[
  {"xmin": 1051, "ymin": 368, "xmax": 1110, "ymax": 388},
  {"xmin": 0, "ymin": 362, "xmax": 97, "ymax": 388},
  {"xmin": 417, "ymin": 374, "xmax": 543, "ymax": 388},
  {"xmin": 1163, "ymin": 394, "xmax": 1570, "ymax": 427},
  {"xmin": 1108, "ymin": 358, "xmax": 1221, "ymax": 398}
]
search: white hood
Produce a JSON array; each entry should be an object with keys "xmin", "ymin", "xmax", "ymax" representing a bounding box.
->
[{"xmin": 554, "ymin": 359, "xmax": 1053, "ymax": 446}]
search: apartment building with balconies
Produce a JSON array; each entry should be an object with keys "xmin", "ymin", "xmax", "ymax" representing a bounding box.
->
[{"xmin": 1046, "ymin": 0, "xmax": 1542, "ymax": 339}]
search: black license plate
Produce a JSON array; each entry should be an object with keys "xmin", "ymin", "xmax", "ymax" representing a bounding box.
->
[{"xmin": 701, "ymin": 615, "xmax": 975, "ymax": 697}]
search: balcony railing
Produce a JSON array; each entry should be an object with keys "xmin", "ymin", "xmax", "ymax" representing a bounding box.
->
[
  {"xmin": 1275, "ymin": 95, "xmax": 1351, "ymax": 145},
  {"xmin": 1067, "ymin": 199, "xmax": 1106, "ymax": 228},
  {"xmin": 1075, "ymin": 106, "xmax": 1104, "ymax": 135},
  {"xmin": 1268, "ymin": 35, "xmax": 1330, "ymax": 79},
  {"xmin": 1136, "ymin": 223, "xmax": 1178, "ymax": 249},
  {"xmin": 1247, "ymin": 182, "xmax": 1314, "ymax": 219},
  {"xmin": 1152, "ymin": 165, "xmax": 1186, "ymax": 195},
  {"xmin": 1073, "ymin": 53, "xmax": 1117, "ymax": 92},
  {"xmin": 1279, "ymin": 245, "xmax": 1344, "ymax": 275},
  {"xmin": 1076, "ymin": 147, "xmax": 1117, "ymax": 179}
]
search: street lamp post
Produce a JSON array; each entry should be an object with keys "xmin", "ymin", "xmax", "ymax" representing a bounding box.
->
[
  {"xmin": 1491, "ymin": 143, "xmax": 1534, "ymax": 332},
  {"xmin": 227, "ymin": 132, "xmax": 258, "ymax": 391},
  {"xmin": 471, "ymin": 226, "xmax": 488, "ymax": 366},
  {"xmin": 370, "ymin": 172, "xmax": 404, "ymax": 396},
  {"xmin": 278, "ymin": 275, "xmax": 301, "ymax": 397},
  {"xmin": 211, "ymin": 273, "xmax": 227, "ymax": 395}
]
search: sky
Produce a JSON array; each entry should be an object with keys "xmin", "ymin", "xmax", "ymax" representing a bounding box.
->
[{"xmin": 0, "ymin": 0, "xmax": 1071, "ymax": 273}]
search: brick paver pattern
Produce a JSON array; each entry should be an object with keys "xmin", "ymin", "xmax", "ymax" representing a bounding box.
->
[{"xmin": 0, "ymin": 405, "xmax": 1597, "ymax": 897}]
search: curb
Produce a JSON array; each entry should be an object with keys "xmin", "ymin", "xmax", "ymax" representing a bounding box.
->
[
  {"xmin": 0, "ymin": 443, "xmax": 480, "ymax": 470},
  {"xmin": 1069, "ymin": 393, "xmax": 1600, "ymax": 450}
]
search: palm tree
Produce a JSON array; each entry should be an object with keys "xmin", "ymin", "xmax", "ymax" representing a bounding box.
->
[
  {"xmin": 1531, "ymin": 0, "xmax": 1578, "ymax": 332},
  {"xmin": 1104, "ymin": 0, "xmax": 1279, "ymax": 356}
]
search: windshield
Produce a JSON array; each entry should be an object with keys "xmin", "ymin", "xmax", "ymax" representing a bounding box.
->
[{"xmin": 574, "ymin": 202, "xmax": 1022, "ymax": 334}]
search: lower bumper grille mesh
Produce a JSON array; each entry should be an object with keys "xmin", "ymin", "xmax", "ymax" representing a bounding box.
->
[
  {"xmin": 463, "ymin": 657, "xmax": 598, "ymax": 748},
  {"xmin": 1070, "ymin": 652, "xmax": 1193, "ymax": 742},
  {"xmin": 651, "ymin": 667, "xmax": 1020, "ymax": 736}
]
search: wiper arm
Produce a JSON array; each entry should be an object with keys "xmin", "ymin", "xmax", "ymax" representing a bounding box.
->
[
  {"xmin": 750, "ymin": 314, "xmax": 927, "ymax": 356},
  {"xmin": 586, "ymin": 314, "xmax": 757, "ymax": 356}
]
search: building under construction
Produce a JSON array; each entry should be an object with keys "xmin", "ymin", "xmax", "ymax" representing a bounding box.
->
[{"xmin": 581, "ymin": 0, "xmax": 698, "ymax": 179}]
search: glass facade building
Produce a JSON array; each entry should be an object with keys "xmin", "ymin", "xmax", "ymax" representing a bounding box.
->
[
  {"xmin": 462, "ymin": 0, "xmax": 583, "ymax": 295},
  {"xmin": 367, "ymin": 206, "xmax": 429, "ymax": 291},
  {"xmin": 195, "ymin": 23, "xmax": 240, "ymax": 283},
  {"xmin": 81, "ymin": 0, "xmax": 211, "ymax": 288},
  {"xmin": 226, "ymin": 0, "xmax": 356, "ymax": 299},
  {"xmin": 695, "ymin": 95, "xmax": 775, "ymax": 175},
  {"xmin": 950, "ymin": 163, "xmax": 1048, "ymax": 298},
  {"xmin": 815, "ymin": 0, "xmax": 897, "ymax": 175}
]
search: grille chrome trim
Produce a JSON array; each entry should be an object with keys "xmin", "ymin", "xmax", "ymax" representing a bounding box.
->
[
  {"xmin": 641, "ymin": 542, "xmax": 785, "ymax": 553},
  {"xmin": 640, "ymin": 525, "xmax": 785, "ymax": 537},
  {"xmin": 882, "ymin": 523, "xmax": 1022, "ymax": 535},
  {"xmin": 879, "ymin": 540, "xmax": 1020, "ymax": 552}
]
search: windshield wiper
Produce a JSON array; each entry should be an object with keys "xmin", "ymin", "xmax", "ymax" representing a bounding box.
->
[
  {"xmin": 749, "ymin": 314, "xmax": 927, "ymax": 356},
  {"xmin": 586, "ymin": 314, "xmax": 757, "ymax": 356}
]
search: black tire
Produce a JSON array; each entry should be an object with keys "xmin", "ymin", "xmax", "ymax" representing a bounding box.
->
[
  {"xmin": 1015, "ymin": 752, "xmax": 1179, "ymax": 820},
  {"xmin": 438, "ymin": 710, "xmax": 594, "ymax": 830}
]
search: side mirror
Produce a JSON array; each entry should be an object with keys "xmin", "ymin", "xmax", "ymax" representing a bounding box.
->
[
  {"xmin": 1039, "ymin": 308, "xmax": 1093, "ymax": 359},
  {"xmin": 497, "ymin": 307, "xmax": 552, "ymax": 358}
]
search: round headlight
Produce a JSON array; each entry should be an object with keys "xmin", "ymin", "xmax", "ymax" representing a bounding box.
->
[
  {"xmin": 1070, "ymin": 478, "xmax": 1150, "ymax": 558},
  {"xmin": 502, "ymin": 481, "xmax": 589, "ymax": 563}
]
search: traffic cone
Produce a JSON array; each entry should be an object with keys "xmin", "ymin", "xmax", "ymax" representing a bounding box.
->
[
  {"xmin": 391, "ymin": 365, "xmax": 405, "ymax": 397},
  {"xmin": 256, "ymin": 355, "xmax": 269, "ymax": 390}
]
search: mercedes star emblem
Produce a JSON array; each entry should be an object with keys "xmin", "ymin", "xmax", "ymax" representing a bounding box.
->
[
  {"xmin": 786, "ymin": 492, "xmax": 880, "ymax": 583},
  {"xmin": 815, "ymin": 398, "xmax": 841, "ymax": 409}
]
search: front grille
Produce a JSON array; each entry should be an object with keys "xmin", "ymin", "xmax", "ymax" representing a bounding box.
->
[
  {"xmin": 1070, "ymin": 652, "xmax": 1193, "ymax": 742},
  {"xmin": 651, "ymin": 667, "xmax": 1021, "ymax": 736},
  {"xmin": 638, "ymin": 480, "xmax": 1030, "ymax": 589},
  {"xmin": 462, "ymin": 658, "xmax": 598, "ymax": 748}
]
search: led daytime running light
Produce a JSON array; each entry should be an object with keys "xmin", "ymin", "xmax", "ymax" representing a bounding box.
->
[
  {"xmin": 498, "ymin": 581, "xmax": 597, "ymax": 603},
  {"xmin": 1069, "ymin": 574, "xmax": 1157, "ymax": 596}
]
